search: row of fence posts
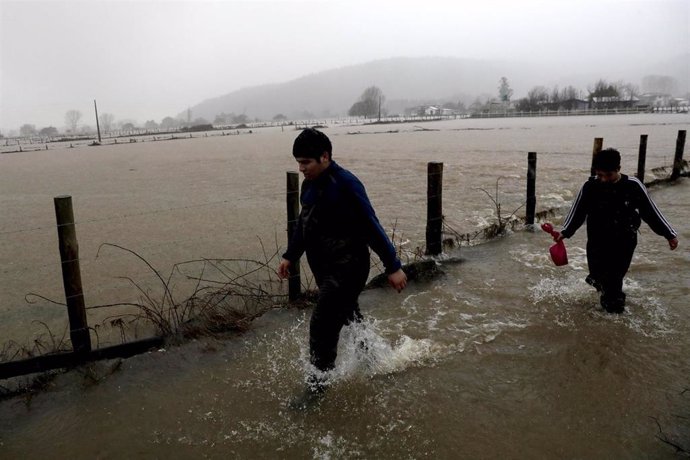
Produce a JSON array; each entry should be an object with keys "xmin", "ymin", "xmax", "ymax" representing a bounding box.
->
[
  {"xmin": 286, "ymin": 129, "xmax": 686, "ymax": 300},
  {"xmin": 1, "ymin": 130, "xmax": 685, "ymax": 379}
]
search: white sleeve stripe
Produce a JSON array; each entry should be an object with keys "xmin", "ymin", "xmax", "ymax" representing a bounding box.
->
[
  {"xmin": 562, "ymin": 186, "xmax": 584, "ymax": 230},
  {"xmin": 629, "ymin": 176, "xmax": 677, "ymax": 236}
]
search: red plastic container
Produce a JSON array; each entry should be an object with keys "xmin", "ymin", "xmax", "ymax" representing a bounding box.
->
[{"xmin": 541, "ymin": 223, "xmax": 569, "ymax": 266}]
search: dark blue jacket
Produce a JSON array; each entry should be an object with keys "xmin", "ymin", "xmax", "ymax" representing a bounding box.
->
[{"xmin": 282, "ymin": 161, "xmax": 401, "ymax": 276}]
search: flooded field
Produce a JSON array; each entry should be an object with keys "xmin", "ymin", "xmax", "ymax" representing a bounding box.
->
[{"xmin": 1, "ymin": 113, "xmax": 688, "ymax": 457}]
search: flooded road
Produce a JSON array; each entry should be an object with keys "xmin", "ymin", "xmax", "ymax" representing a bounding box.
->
[{"xmin": 1, "ymin": 114, "xmax": 688, "ymax": 457}]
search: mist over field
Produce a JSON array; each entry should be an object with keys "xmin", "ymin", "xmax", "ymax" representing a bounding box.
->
[
  {"xmin": 1, "ymin": 0, "xmax": 688, "ymax": 133},
  {"xmin": 184, "ymin": 54, "xmax": 690, "ymax": 122}
]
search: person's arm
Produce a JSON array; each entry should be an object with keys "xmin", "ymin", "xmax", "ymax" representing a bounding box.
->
[
  {"xmin": 336, "ymin": 171, "xmax": 407, "ymax": 291},
  {"xmin": 345, "ymin": 174, "xmax": 402, "ymax": 275},
  {"xmin": 559, "ymin": 182, "xmax": 589, "ymax": 239},
  {"xmin": 629, "ymin": 177, "xmax": 678, "ymax": 249}
]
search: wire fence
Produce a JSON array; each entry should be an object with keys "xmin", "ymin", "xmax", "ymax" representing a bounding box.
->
[
  {"xmin": 5, "ymin": 108, "xmax": 687, "ymax": 154},
  {"xmin": 0, "ymin": 159, "xmax": 477, "ymax": 353},
  {"xmin": 1, "ymin": 123, "xmax": 686, "ymax": 365}
]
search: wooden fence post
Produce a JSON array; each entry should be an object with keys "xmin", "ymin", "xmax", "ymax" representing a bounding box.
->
[
  {"xmin": 590, "ymin": 137, "xmax": 603, "ymax": 176},
  {"xmin": 94, "ymin": 99, "xmax": 102, "ymax": 144},
  {"xmin": 671, "ymin": 130, "xmax": 686, "ymax": 181},
  {"xmin": 425, "ymin": 162, "xmax": 443, "ymax": 255},
  {"xmin": 636, "ymin": 134, "xmax": 648, "ymax": 182},
  {"xmin": 526, "ymin": 152, "xmax": 537, "ymax": 225},
  {"xmin": 54, "ymin": 195, "xmax": 91, "ymax": 354},
  {"xmin": 286, "ymin": 172, "xmax": 301, "ymax": 301}
]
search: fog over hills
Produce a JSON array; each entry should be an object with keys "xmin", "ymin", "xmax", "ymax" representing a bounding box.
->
[{"xmin": 185, "ymin": 55, "xmax": 690, "ymax": 122}]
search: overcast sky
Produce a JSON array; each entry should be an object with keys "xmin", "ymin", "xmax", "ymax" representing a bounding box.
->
[{"xmin": 1, "ymin": 0, "xmax": 688, "ymax": 132}]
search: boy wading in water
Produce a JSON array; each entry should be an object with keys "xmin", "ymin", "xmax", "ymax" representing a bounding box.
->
[
  {"xmin": 278, "ymin": 128, "xmax": 407, "ymax": 401},
  {"xmin": 556, "ymin": 148, "xmax": 679, "ymax": 313}
]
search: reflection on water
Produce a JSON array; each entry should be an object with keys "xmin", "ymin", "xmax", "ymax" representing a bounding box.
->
[{"xmin": 1, "ymin": 115, "xmax": 688, "ymax": 457}]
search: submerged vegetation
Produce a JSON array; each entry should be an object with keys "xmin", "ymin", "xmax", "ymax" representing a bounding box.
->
[
  {"xmin": 442, "ymin": 176, "xmax": 527, "ymax": 248},
  {"xmin": 0, "ymin": 239, "xmax": 294, "ymax": 397},
  {"xmin": 89, "ymin": 242, "xmax": 289, "ymax": 342}
]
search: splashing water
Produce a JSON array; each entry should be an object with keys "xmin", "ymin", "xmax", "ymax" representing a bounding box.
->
[{"xmin": 335, "ymin": 319, "xmax": 437, "ymax": 379}]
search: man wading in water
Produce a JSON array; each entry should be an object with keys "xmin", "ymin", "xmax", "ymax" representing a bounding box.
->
[
  {"xmin": 278, "ymin": 128, "xmax": 407, "ymax": 403},
  {"xmin": 556, "ymin": 148, "xmax": 679, "ymax": 313}
]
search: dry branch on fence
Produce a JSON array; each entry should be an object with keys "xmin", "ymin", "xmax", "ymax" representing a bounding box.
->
[
  {"xmin": 477, "ymin": 176, "xmax": 525, "ymax": 237},
  {"xmin": 370, "ymin": 220, "xmax": 425, "ymax": 275},
  {"xmin": 0, "ymin": 320, "xmax": 71, "ymax": 377},
  {"xmin": 441, "ymin": 219, "xmax": 483, "ymax": 247},
  {"xmin": 442, "ymin": 176, "xmax": 526, "ymax": 248},
  {"xmin": 5, "ymin": 241, "xmax": 292, "ymax": 356},
  {"xmin": 89, "ymin": 242, "xmax": 289, "ymax": 341}
]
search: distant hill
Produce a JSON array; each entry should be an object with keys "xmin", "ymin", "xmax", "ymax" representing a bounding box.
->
[
  {"xmin": 184, "ymin": 56, "xmax": 531, "ymax": 121},
  {"xmin": 183, "ymin": 55, "xmax": 690, "ymax": 122}
]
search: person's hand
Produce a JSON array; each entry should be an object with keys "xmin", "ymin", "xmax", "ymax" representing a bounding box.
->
[
  {"xmin": 554, "ymin": 233, "xmax": 564, "ymax": 243},
  {"xmin": 387, "ymin": 268, "xmax": 407, "ymax": 293},
  {"xmin": 278, "ymin": 258, "xmax": 292, "ymax": 279},
  {"xmin": 668, "ymin": 237, "xmax": 679, "ymax": 251}
]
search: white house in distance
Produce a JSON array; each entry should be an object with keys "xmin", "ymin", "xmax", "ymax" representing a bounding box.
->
[
  {"xmin": 637, "ymin": 93, "xmax": 689, "ymax": 111},
  {"xmin": 404, "ymin": 105, "xmax": 457, "ymax": 116},
  {"xmin": 424, "ymin": 106, "xmax": 439, "ymax": 116}
]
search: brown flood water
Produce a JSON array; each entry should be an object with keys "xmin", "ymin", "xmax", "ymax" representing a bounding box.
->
[{"xmin": 1, "ymin": 114, "xmax": 689, "ymax": 457}]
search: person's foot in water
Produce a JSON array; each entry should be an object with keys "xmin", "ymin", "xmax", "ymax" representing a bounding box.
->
[
  {"xmin": 288, "ymin": 375, "xmax": 327, "ymax": 411},
  {"xmin": 600, "ymin": 292, "xmax": 625, "ymax": 314},
  {"xmin": 585, "ymin": 275, "xmax": 603, "ymax": 292}
]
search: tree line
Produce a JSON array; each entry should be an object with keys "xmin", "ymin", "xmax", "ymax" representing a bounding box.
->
[
  {"xmin": 4, "ymin": 73, "xmax": 684, "ymax": 139},
  {"xmin": 11, "ymin": 110, "xmax": 220, "ymax": 139},
  {"xmin": 346, "ymin": 74, "xmax": 685, "ymax": 119}
]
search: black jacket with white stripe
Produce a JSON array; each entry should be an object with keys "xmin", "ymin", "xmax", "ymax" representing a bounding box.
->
[{"xmin": 560, "ymin": 174, "xmax": 677, "ymax": 243}]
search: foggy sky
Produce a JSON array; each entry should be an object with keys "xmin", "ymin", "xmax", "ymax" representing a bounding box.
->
[{"xmin": 1, "ymin": 0, "xmax": 688, "ymax": 132}]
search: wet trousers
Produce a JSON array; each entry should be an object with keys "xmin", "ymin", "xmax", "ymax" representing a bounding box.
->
[
  {"xmin": 586, "ymin": 234, "xmax": 637, "ymax": 313},
  {"xmin": 309, "ymin": 263, "xmax": 369, "ymax": 373}
]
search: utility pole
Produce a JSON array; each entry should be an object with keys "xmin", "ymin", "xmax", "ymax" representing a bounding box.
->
[{"xmin": 378, "ymin": 95, "xmax": 382, "ymax": 122}]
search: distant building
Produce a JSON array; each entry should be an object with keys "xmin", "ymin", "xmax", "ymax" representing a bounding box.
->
[
  {"xmin": 637, "ymin": 93, "xmax": 673, "ymax": 108},
  {"xmin": 540, "ymin": 99, "xmax": 588, "ymax": 111},
  {"xmin": 404, "ymin": 105, "xmax": 451, "ymax": 117},
  {"xmin": 562, "ymin": 99, "xmax": 589, "ymax": 111},
  {"xmin": 590, "ymin": 96, "xmax": 639, "ymax": 109},
  {"xmin": 424, "ymin": 106, "xmax": 439, "ymax": 116}
]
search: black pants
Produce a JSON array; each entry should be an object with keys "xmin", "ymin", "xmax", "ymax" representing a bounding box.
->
[
  {"xmin": 587, "ymin": 234, "xmax": 637, "ymax": 313},
  {"xmin": 309, "ymin": 262, "xmax": 369, "ymax": 373}
]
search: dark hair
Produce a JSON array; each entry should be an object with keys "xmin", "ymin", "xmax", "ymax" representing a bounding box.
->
[
  {"xmin": 592, "ymin": 148, "xmax": 621, "ymax": 172},
  {"xmin": 292, "ymin": 128, "xmax": 332, "ymax": 161}
]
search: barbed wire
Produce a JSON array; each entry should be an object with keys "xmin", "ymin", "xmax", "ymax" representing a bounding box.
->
[
  {"xmin": 0, "ymin": 224, "xmax": 285, "ymax": 276},
  {"xmin": 12, "ymin": 250, "xmax": 288, "ymax": 311},
  {"xmin": 0, "ymin": 195, "xmax": 260, "ymax": 237},
  {"xmin": 1, "ymin": 155, "xmax": 682, "ymax": 292},
  {"xmin": 0, "ymin": 168, "xmax": 429, "ymax": 238}
]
